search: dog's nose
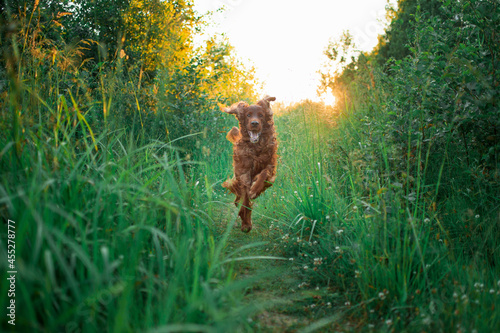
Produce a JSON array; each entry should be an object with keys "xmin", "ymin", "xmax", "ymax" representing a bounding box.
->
[{"xmin": 251, "ymin": 121, "xmax": 259, "ymax": 126}]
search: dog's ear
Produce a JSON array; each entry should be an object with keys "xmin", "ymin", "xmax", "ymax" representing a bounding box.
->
[
  {"xmin": 257, "ymin": 95, "xmax": 276, "ymax": 115},
  {"xmin": 223, "ymin": 101, "xmax": 248, "ymax": 116}
]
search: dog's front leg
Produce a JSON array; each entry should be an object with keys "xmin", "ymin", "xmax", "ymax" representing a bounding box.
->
[{"xmin": 249, "ymin": 166, "xmax": 275, "ymax": 200}]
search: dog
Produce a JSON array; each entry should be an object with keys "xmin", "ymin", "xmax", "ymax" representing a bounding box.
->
[{"xmin": 222, "ymin": 96, "xmax": 278, "ymax": 232}]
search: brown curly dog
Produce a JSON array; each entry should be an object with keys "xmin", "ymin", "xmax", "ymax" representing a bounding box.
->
[{"xmin": 222, "ymin": 96, "xmax": 278, "ymax": 232}]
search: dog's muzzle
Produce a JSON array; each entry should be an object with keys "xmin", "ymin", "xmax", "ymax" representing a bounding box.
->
[{"xmin": 249, "ymin": 131, "xmax": 261, "ymax": 143}]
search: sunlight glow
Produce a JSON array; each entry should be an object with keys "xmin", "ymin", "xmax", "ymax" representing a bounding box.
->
[
  {"xmin": 320, "ymin": 93, "xmax": 337, "ymax": 107},
  {"xmin": 194, "ymin": 0, "xmax": 395, "ymax": 104}
]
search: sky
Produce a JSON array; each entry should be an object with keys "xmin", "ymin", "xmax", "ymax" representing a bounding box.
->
[{"xmin": 194, "ymin": 0, "xmax": 394, "ymax": 105}]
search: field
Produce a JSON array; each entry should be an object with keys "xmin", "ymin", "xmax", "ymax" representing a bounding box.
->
[{"xmin": 1, "ymin": 1, "xmax": 499, "ymax": 332}]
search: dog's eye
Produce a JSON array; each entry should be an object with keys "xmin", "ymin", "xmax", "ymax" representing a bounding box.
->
[
  {"xmin": 247, "ymin": 114, "xmax": 251, "ymax": 117},
  {"xmin": 259, "ymin": 114, "xmax": 263, "ymax": 117}
]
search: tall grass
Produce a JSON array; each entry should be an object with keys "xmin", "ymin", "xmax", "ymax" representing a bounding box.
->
[
  {"xmin": 0, "ymin": 34, "xmax": 259, "ymax": 331},
  {"xmin": 256, "ymin": 99, "xmax": 500, "ymax": 331},
  {"xmin": 0, "ymin": 117, "xmax": 263, "ymax": 331}
]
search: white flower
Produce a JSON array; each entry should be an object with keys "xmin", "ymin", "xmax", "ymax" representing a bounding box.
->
[
  {"xmin": 379, "ymin": 292, "xmax": 386, "ymax": 300},
  {"xmin": 475, "ymin": 215, "xmax": 480, "ymax": 219},
  {"xmin": 385, "ymin": 319, "xmax": 393, "ymax": 326},
  {"xmin": 303, "ymin": 266, "xmax": 309, "ymax": 270},
  {"xmin": 424, "ymin": 218, "xmax": 430, "ymax": 224},
  {"xmin": 289, "ymin": 258, "xmax": 294, "ymax": 261},
  {"xmin": 326, "ymin": 215, "xmax": 330, "ymax": 220},
  {"xmin": 345, "ymin": 301, "xmax": 351, "ymax": 306},
  {"xmin": 337, "ymin": 229, "xmax": 344, "ymax": 235}
]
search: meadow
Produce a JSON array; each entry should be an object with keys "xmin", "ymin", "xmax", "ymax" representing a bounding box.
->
[{"xmin": 1, "ymin": 0, "xmax": 499, "ymax": 332}]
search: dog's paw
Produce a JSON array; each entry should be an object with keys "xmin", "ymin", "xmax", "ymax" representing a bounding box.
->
[
  {"xmin": 248, "ymin": 190, "xmax": 258, "ymax": 200},
  {"xmin": 249, "ymin": 182, "xmax": 262, "ymax": 200},
  {"xmin": 222, "ymin": 177, "xmax": 234, "ymax": 189},
  {"xmin": 241, "ymin": 223, "xmax": 252, "ymax": 233}
]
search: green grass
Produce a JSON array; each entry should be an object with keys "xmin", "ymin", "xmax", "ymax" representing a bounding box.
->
[
  {"xmin": 1, "ymin": 41, "xmax": 499, "ymax": 333},
  {"xmin": 243, "ymin": 100, "xmax": 500, "ymax": 332}
]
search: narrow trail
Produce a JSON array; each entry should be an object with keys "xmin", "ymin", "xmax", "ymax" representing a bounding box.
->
[{"xmin": 212, "ymin": 206, "xmax": 325, "ymax": 332}]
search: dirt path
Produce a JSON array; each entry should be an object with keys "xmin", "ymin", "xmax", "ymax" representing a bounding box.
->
[{"xmin": 212, "ymin": 207, "xmax": 330, "ymax": 332}]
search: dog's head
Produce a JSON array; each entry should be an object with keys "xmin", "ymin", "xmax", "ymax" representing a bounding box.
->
[{"xmin": 224, "ymin": 96, "xmax": 276, "ymax": 143}]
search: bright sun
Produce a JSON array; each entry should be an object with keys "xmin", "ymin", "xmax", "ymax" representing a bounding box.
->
[{"xmin": 319, "ymin": 93, "xmax": 337, "ymax": 107}]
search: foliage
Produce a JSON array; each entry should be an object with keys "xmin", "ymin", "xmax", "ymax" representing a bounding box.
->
[
  {"xmin": 293, "ymin": 0, "xmax": 500, "ymax": 330},
  {"xmin": 0, "ymin": 1, "xmax": 261, "ymax": 331},
  {"xmin": 374, "ymin": 0, "xmax": 444, "ymax": 65}
]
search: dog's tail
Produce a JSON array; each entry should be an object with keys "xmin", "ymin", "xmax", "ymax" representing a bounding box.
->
[{"xmin": 226, "ymin": 126, "xmax": 241, "ymax": 143}]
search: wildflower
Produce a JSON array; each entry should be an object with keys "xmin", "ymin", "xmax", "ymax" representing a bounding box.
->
[
  {"xmin": 424, "ymin": 218, "xmax": 430, "ymax": 224},
  {"xmin": 303, "ymin": 265, "xmax": 309, "ymax": 270},
  {"xmin": 289, "ymin": 258, "xmax": 294, "ymax": 261},
  {"xmin": 378, "ymin": 292, "xmax": 386, "ymax": 300},
  {"xmin": 355, "ymin": 270, "xmax": 361, "ymax": 278},
  {"xmin": 327, "ymin": 302, "xmax": 332, "ymax": 307},
  {"xmin": 326, "ymin": 215, "xmax": 330, "ymax": 220},
  {"xmin": 385, "ymin": 319, "xmax": 393, "ymax": 326},
  {"xmin": 337, "ymin": 229, "xmax": 344, "ymax": 235},
  {"xmin": 490, "ymin": 289, "xmax": 495, "ymax": 294},
  {"xmin": 345, "ymin": 301, "xmax": 351, "ymax": 306},
  {"xmin": 353, "ymin": 206, "xmax": 358, "ymax": 212},
  {"xmin": 310, "ymin": 194, "xmax": 313, "ymax": 198},
  {"xmin": 310, "ymin": 304, "xmax": 316, "ymax": 309},
  {"xmin": 475, "ymin": 215, "xmax": 480, "ymax": 219}
]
